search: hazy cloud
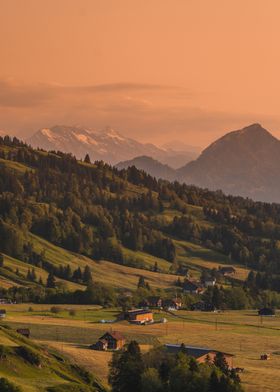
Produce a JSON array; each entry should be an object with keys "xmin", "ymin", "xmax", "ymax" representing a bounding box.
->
[{"xmin": 0, "ymin": 78, "xmax": 279, "ymax": 146}]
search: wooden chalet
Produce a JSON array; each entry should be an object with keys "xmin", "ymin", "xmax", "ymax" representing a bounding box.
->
[
  {"xmin": 183, "ymin": 280, "xmax": 204, "ymax": 295},
  {"xmin": 165, "ymin": 344, "xmax": 234, "ymax": 368},
  {"xmin": 162, "ymin": 298, "xmax": 182, "ymax": 310},
  {"xmin": 219, "ymin": 266, "xmax": 236, "ymax": 276},
  {"xmin": 90, "ymin": 331, "xmax": 125, "ymax": 351},
  {"xmin": 16, "ymin": 328, "xmax": 30, "ymax": 338}
]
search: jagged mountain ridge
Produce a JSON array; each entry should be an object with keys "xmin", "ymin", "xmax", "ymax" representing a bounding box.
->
[{"xmin": 27, "ymin": 125, "xmax": 198, "ymax": 167}]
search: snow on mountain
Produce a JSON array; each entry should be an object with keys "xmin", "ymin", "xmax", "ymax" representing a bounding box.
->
[{"xmin": 27, "ymin": 125, "xmax": 175, "ymax": 165}]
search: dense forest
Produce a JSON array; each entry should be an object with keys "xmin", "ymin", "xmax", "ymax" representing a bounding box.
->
[{"xmin": 1, "ymin": 136, "xmax": 280, "ymax": 306}]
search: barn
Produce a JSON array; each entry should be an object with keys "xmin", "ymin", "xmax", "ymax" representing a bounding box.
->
[
  {"xmin": 165, "ymin": 344, "xmax": 234, "ymax": 368},
  {"xmin": 90, "ymin": 331, "xmax": 126, "ymax": 351}
]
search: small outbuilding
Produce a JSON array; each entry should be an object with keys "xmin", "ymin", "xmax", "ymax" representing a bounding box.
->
[
  {"xmin": 16, "ymin": 328, "xmax": 30, "ymax": 338},
  {"xmin": 183, "ymin": 280, "xmax": 204, "ymax": 295},
  {"xmin": 258, "ymin": 308, "xmax": 275, "ymax": 317},
  {"xmin": 219, "ymin": 266, "xmax": 236, "ymax": 276},
  {"xmin": 0, "ymin": 309, "xmax": 6, "ymax": 318}
]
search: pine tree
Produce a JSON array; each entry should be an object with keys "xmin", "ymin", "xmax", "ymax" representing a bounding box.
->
[
  {"xmin": 46, "ymin": 272, "xmax": 56, "ymax": 288},
  {"xmin": 83, "ymin": 265, "xmax": 92, "ymax": 284},
  {"xmin": 214, "ymin": 352, "xmax": 229, "ymax": 375},
  {"xmin": 137, "ymin": 276, "xmax": 146, "ymax": 289},
  {"xmin": 27, "ymin": 269, "xmax": 32, "ymax": 281},
  {"xmin": 84, "ymin": 154, "xmax": 91, "ymax": 164},
  {"xmin": 109, "ymin": 341, "xmax": 144, "ymax": 392},
  {"xmin": 31, "ymin": 267, "xmax": 37, "ymax": 282}
]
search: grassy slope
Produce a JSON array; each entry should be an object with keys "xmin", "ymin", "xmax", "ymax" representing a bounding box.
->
[
  {"xmin": 0, "ymin": 324, "xmax": 105, "ymax": 392},
  {"xmin": 0, "ymin": 146, "xmax": 251, "ymax": 290},
  {"xmin": 29, "ymin": 234, "xmax": 180, "ymax": 290}
]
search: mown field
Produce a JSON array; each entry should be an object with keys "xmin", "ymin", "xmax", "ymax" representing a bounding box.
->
[{"xmin": 1, "ymin": 304, "xmax": 280, "ymax": 392}]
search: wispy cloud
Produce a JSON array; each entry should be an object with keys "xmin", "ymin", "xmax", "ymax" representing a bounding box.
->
[{"xmin": 0, "ymin": 78, "xmax": 279, "ymax": 146}]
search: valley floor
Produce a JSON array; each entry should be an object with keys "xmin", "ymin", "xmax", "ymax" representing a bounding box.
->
[{"xmin": 1, "ymin": 305, "xmax": 280, "ymax": 392}]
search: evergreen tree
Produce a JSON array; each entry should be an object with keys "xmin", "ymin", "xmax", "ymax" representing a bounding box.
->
[
  {"xmin": 214, "ymin": 352, "xmax": 229, "ymax": 375},
  {"xmin": 83, "ymin": 265, "xmax": 92, "ymax": 284},
  {"xmin": 84, "ymin": 154, "xmax": 91, "ymax": 164},
  {"xmin": 109, "ymin": 341, "xmax": 144, "ymax": 392},
  {"xmin": 46, "ymin": 272, "xmax": 56, "ymax": 289},
  {"xmin": 0, "ymin": 377, "xmax": 22, "ymax": 392}
]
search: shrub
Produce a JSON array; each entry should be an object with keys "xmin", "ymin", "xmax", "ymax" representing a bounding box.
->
[
  {"xmin": 0, "ymin": 377, "xmax": 22, "ymax": 391},
  {"xmin": 69, "ymin": 309, "xmax": 76, "ymax": 317},
  {"xmin": 0, "ymin": 345, "xmax": 9, "ymax": 360},
  {"xmin": 16, "ymin": 346, "xmax": 41, "ymax": 366},
  {"xmin": 50, "ymin": 306, "xmax": 61, "ymax": 314},
  {"xmin": 28, "ymin": 306, "xmax": 34, "ymax": 312}
]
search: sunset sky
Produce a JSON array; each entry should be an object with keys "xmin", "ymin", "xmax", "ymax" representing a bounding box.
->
[{"xmin": 1, "ymin": 0, "xmax": 280, "ymax": 147}]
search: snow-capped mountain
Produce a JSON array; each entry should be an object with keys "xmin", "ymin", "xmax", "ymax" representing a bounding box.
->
[{"xmin": 27, "ymin": 125, "xmax": 196, "ymax": 166}]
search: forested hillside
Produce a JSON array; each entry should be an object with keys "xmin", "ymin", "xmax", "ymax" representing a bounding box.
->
[{"xmin": 1, "ymin": 136, "xmax": 280, "ymax": 306}]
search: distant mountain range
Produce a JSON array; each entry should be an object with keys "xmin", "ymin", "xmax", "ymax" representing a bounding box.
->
[
  {"xmin": 3, "ymin": 122, "xmax": 280, "ymax": 202},
  {"xmin": 118, "ymin": 124, "xmax": 280, "ymax": 203},
  {"xmin": 27, "ymin": 125, "xmax": 199, "ymax": 167}
]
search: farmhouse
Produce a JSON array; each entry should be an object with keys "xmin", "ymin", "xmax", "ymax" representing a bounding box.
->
[
  {"xmin": 204, "ymin": 278, "xmax": 216, "ymax": 287},
  {"xmin": 0, "ymin": 298, "xmax": 13, "ymax": 304},
  {"xmin": 0, "ymin": 309, "xmax": 6, "ymax": 318},
  {"xmin": 183, "ymin": 280, "xmax": 204, "ymax": 294},
  {"xmin": 16, "ymin": 328, "xmax": 30, "ymax": 338},
  {"xmin": 165, "ymin": 344, "xmax": 234, "ymax": 368},
  {"xmin": 219, "ymin": 266, "xmax": 236, "ymax": 276},
  {"xmin": 258, "ymin": 307, "xmax": 275, "ymax": 316},
  {"xmin": 162, "ymin": 298, "xmax": 182, "ymax": 310},
  {"xmin": 90, "ymin": 331, "xmax": 125, "ymax": 351}
]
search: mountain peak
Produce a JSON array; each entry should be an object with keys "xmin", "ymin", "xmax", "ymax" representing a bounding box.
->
[
  {"xmin": 239, "ymin": 123, "xmax": 271, "ymax": 136},
  {"xmin": 178, "ymin": 123, "xmax": 280, "ymax": 202}
]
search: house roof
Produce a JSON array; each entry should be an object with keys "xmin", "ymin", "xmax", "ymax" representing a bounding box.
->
[
  {"xmin": 258, "ymin": 307, "xmax": 275, "ymax": 314},
  {"xmin": 219, "ymin": 266, "xmax": 236, "ymax": 273},
  {"xmin": 16, "ymin": 328, "xmax": 30, "ymax": 334},
  {"xmin": 165, "ymin": 344, "xmax": 234, "ymax": 358},
  {"xmin": 147, "ymin": 296, "xmax": 162, "ymax": 303},
  {"xmin": 183, "ymin": 280, "xmax": 200, "ymax": 290},
  {"xmin": 100, "ymin": 331, "xmax": 125, "ymax": 341},
  {"xmin": 126, "ymin": 309, "xmax": 152, "ymax": 316}
]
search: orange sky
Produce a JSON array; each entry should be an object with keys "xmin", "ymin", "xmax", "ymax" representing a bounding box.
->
[{"xmin": 1, "ymin": 0, "xmax": 280, "ymax": 146}]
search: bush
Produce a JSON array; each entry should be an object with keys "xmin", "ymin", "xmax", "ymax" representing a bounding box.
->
[
  {"xmin": 0, "ymin": 377, "xmax": 22, "ymax": 391},
  {"xmin": 28, "ymin": 306, "xmax": 34, "ymax": 312},
  {"xmin": 16, "ymin": 346, "xmax": 41, "ymax": 366},
  {"xmin": 0, "ymin": 345, "xmax": 9, "ymax": 360},
  {"xmin": 50, "ymin": 306, "xmax": 61, "ymax": 314},
  {"xmin": 69, "ymin": 309, "xmax": 76, "ymax": 317}
]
